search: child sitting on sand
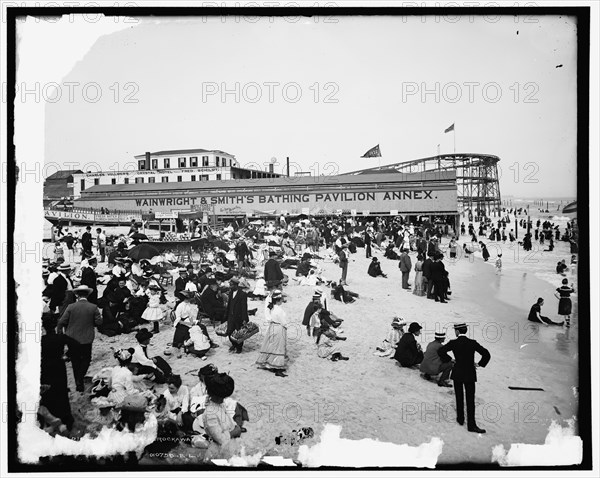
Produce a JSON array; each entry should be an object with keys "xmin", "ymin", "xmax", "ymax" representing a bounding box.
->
[
  {"xmin": 316, "ymin": 329, "xmax": 349, "ymax": 361},
  {"xmin": 374, "ymin": 317, "xmax": 406, "ymax": 357},
  {"xmin": 183, "ymin": 319, "xmax": 211, "ymax": 360}
]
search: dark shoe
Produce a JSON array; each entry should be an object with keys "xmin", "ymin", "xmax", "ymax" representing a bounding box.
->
[
  {"xmin": 468, "ymin": 425, "xmax": 486, "ymax": 434},
  {"xmin": 457, "ymin": 418, "xmax": 464, "ymax": 426},
  {"xmin": 210, "ymin": 343, "xmax": 219, "ymax": 348},
  {"xmin": 423, "ymin": 374, "xmax": 431, "ymax": 380},
  {"xmin": 340, "ymin": 356, "xmax": 349, "ymax": 361},
  {"xmin": 241, "ymin": 427, "xmax": 247, "ymax": 433},
  {"xmin": 228, "ymin": 346, "xmax": 236, "ymax": 352},
  {"xmin": 440, "ymin": 300, "xmax": 447, "ymax": 303},
  {"xmin": 438, "ymin": 381, "xmax": 452, "ymax": 387},
  {"xmin": 274, "ymin": 370, "xmax": 287, "ymax": 377},
  {"xmin": 235, "ymin": 348, "xmax": 243, "ymax": 354},
  {"xmin": 337, "ymin": 336, "xmax": 347, "ymax": 341}
]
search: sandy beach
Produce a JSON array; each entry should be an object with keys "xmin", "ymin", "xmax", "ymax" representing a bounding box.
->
[{"xmin": 38, "ymin": 210, "xmax": 579, "ymax": 466}]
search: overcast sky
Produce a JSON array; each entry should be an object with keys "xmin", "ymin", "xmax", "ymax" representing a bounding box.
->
[{"xmin": 41, "ymin": 13, "xmax": 578, "ymax": 198}]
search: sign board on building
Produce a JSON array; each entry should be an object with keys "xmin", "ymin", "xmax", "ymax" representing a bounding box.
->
[
  {"xmin": 155, "ymin": 212, "xmax": 177, "ymax": 219},
  {"xmin": 74, "ymin": 174, "xmax": 458, "ymax": 217}
]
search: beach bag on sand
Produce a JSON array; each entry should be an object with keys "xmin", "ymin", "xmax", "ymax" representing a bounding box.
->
[
  {"xmin": 231, "ymin": 322, "xmax": 259, "ymax": 343},
  {"xmin": 215, "ymin": 322, "xmax": 228, "ymax": 337}
]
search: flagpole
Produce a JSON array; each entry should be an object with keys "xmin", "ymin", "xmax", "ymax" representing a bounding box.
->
[{"xmin": 453, "ymin": 123, "xmax": 456, "ymax": 154}]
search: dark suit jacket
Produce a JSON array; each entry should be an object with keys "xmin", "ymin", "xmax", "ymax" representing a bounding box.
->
[
  {"xmin": 302, "ymin": 302, "xmax": 319, "ymax": 326},
  {"xmin": 201, "ymin": 288, "xmax": 225, "ymax": 318},
  {"xmin": 81, "ymin": 231, "xmax": 92, "ymax": 248},
  {"xmin": 80, "ymin": 267, "xmax": 98, "ymax": 304},
  {"xmin": 57, "ymin": 298, "xmax": 103, "ymax": 344},
  {"xmin": 225, "ymin": 289, "xmax": 249, "ymax": 335},
  {"xmin": 264, "ymin": 258, "xmax": 284, "ymax": 282},
  {"xmin": 437, "ymin": 335, "xmax": 491, "ymax": 383},
  {"xmin": 430, "ymin": 261, "xmax": 447, "ymax": 282},
  {"xmin": 422, "ymin": 258, "xmax": 433, "ymax": 279}
]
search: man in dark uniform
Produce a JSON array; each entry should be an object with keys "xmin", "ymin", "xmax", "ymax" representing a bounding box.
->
[
  {"xmin": 438, "ymin": 322, "xmax": 491, "ymax": 433},
  {"xmin": 430, "ymin": 253, "xmax": 448, "ymax": 303},
  {"xmin": 422, "ymin": 253, "xmax": 434, "ymax": 299},
  {"xmin": 225, "ymin": 277, "xmax": 249, "ymax": 353},
  {"xmin": 201, "ymin": 278, "xmax": 227, "ymax": 323},
  {"xmin": 263, "ymin": 251, "xmax": 284, "ymax": 289},
  {"xmin": 174, "ymin": 268, "xmax": 190, "ymax": 301},
  {"xmin": 81, "ymin": 226, "xmax": 93, "ymax": 256}
]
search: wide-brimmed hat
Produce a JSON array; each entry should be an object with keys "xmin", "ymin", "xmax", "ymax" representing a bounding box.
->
[
  {"xmin": 74, "ymin": 285, "xmax": 92, "ymax": 295},
  {"xmin": 391, "ymin": 317, "xmax": 406, "ymax": 327},
  {"xmin": 57, "ymin": 264, "xmax": 71, "ymax": 271},
  {"xmin": 408, "ymin": 322, "xmax": 422, "ymax": 333},
  {"xmin": 119, "ymin": 394, "xmax": 148, "ymax": 412},
  {"xmin": 180, "ymin": 290, "xmax": 195, "ymax": 299},
  {"xmin": 205, "ymin": 372, "xmax": 235, "ymax": 399},
  {"xmin": 135, "ymin": 328, "xmax": 153, "ymax": 343}
]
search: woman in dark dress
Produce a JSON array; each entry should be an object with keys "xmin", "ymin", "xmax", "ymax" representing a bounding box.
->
[
  {"xmin": 554, "ymin": 279, "xmax": 575, "ymax": 327},
  {"xmin": 479, "ymin": 242, "xmax": 490, "ymax": 262},
  {"xmin": 40, "ymin": 313, "xmax": 78, "ymax": 429}
]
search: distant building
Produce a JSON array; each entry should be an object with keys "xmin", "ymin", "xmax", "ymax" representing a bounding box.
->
[
  {"xmin": 71, "ymin": 148, "xmax": 282, "ymax": 199},
  {"xmin": 43, "ymin": 169, "xmax": 83, "ymax": 207}
]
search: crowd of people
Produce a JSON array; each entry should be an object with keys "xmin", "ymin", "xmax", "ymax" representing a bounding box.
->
[{"xmin": 37, "ymin": 207, "xmax": 577, "ymax": 461}]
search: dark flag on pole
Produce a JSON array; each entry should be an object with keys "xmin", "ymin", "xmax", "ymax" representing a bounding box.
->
[
  {"xmin": 444, "ymin": 123, "xmax": 455, "ymax": 133},
  {"xmin": 361, "ymin": 144, "xmax": 382, "ymax": 158}
]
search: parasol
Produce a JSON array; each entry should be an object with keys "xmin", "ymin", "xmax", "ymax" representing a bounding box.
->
[
  {"xmin": 130, "ymin": 232, "xmax": 148, "ymax": 240},
  {"xmin": 127, "ymin": 243, "xmax": 160, "ymax": 261}
]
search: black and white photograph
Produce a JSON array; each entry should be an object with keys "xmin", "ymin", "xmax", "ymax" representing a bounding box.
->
[{"xmin": 1, "ymin": 1, "xmax": 598, "ymax": 475}]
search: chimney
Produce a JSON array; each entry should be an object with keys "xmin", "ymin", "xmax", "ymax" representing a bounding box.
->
[
  {"xmin": 287, "ymin": 157, "xmax": 290, "ymax": 177},
  {"xmin": 269, "ymin": 163, "xmax": 274, "ymax": 174},
  {"xmin": 145, "ymin": 151, "xmax": 151, "ymax": 170}
]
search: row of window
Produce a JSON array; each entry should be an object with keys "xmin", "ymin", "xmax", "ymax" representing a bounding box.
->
[
  {"xmin": 139, "ymin": 155, "xmax": 234, "ymax": 170},
  {"xmin": 81, "ymin": 175, "xmax": 221, "ymax": 190}
]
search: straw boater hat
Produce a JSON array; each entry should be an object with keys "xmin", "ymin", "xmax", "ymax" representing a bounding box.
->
[
  {"xmin": 178, "ymin": 267, "xmax": 187, "ymax": 274},
  {"xmin": 57, "ymin": 264, "xmax": 71, "ymax": 271},
  {"xmin": 434, "ymin": 331, "xmax": 446, "ymax": 340},
  {"xmin": 271, "ymin": 290, "xmax": 283, "ymax": 300},
  {"xmin": 454, "ymin": 322, "xmax": 467, "ymax": 330},
  {"xmin": 74, "ymin": 285, "xmax": 92, "ymax": 295}
]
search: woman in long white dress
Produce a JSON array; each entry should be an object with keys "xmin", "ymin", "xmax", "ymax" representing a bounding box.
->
[{"xmin": 255, "ymin": 290, "xmax": 288, "ymax": 377}]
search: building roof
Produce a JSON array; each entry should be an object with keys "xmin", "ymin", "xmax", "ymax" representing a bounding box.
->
[
  {"xmin": 79, "ymin": 170, "xmax": 456, "ymax": 196},
  {"xmin": 43, "ymin": 184, "xmax": 73, "ymax": 199},
  {"xmin": 134, "ymin": 149, "xmax": 234, "ymax": 158},
  {"xmin": 45, "ymin": 169, "xmax": 83, "ymax": 181}
]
